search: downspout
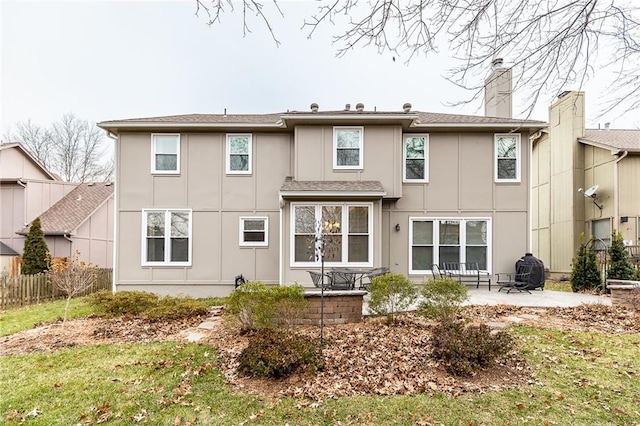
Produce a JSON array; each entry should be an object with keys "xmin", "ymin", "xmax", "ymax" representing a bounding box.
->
[
  {"xmin": 106, "ymin": 130, "xmax": 118, "ymax": 293},
  {"xmin": 278, "ymin": 195, "xmax": 284, "ymax": 286},
  {"xmin": 613, "ymin": 150, "xmax": 628, "ymax": 233}
]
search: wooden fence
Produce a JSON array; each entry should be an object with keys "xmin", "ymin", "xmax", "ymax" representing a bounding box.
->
[{"xmin": 0, "ymin": 268, "xmax": 112, "ymax": 310}]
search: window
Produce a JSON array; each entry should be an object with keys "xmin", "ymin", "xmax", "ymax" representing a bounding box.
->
[
  {"xmin": 409, "ymin": 218, "xmax": 490, "ymax": 274},
  {"xmin": 333, "ymin": 127, "xmax": 363, "ymax": 169},
  {"xmin": 592, "ymin": 218, "xmax": 611, "ymax": 251},
  {"xmin": 495, "ymin": 134, "xmax": 520, "ymax": 182},
  {"xmin": 291, "ymin": 203, "xmax": 372, "ymax": 266},
  {"xmin": 227, "ymin": 134, "xmax": 252, "ymax": 174},
  {"xmin": 240, "ymin": 217, "xmax": 268, "ymax": 246},
  {"xmin": 404, "ymin": 135, "xmax": 429, "ymax": 181},
  {"xmin": 152, "ymin": 134, "xmax": 180, "ymax": 173},
  {"xmin": 143, "ymin": 209, "xmax": 191, "ymax": 266}
]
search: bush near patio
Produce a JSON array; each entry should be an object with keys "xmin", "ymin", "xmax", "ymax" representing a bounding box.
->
[
  {"xmin": 85, "ymin": 290, "xmax": 210, "ymax": 320},
  {"xmin": 571, "ymin": 233, "xmax": 602, "ymax": 292},
  {"xmin": 418, "ymin": 276, "xmax": 468, "ymax": 320},
  {"xmin": 608, "ymin": 230, "xmax": 636, "ymax": 281},
  {"xmin": 226, "ymin": 281, "xmax": 307, "ymax": 332},
  {"xmin": 367, "ymin": 273, "xmax": 417, "ymax": 324}
]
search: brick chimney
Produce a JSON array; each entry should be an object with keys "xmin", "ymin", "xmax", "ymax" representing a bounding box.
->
[{"xmin": 484, "ymin": 58, "xmax": 512, "ymax": 118}]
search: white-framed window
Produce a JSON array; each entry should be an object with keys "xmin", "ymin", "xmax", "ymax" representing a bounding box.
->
[
  {"xmin": 151, "ymin": 134, "xmax": 180, "ymax": 174},
  {"xmin": 592, "ymin": 218, "xmax": 611, "ymax": 251},
  {"xmin": 239, "ymin": 217, "xmax": 268, "ymax": 247},
  {"xmin": 142, "ymin": 209, "xmax": 192, "ymax": 266},
  {"xmin": 409, "ymin": 218, "xmax": 491, "ymax": 274},
  {"xmin": 495, "ymin": 133, "xmax": 521, "ymax": 182},
  {"xmin": 291, "ymin": 202, "xmax": 372, "ymax": 266},
  {"xmin": 403, "ymin": 134, "xmax": 429, "ymax": 182},
  {"xmin": 226, "ymin": 134, "xmax": 252, "ymax": 174},
  {"xmin": 333, "ymin": 127, "xmax": 364, "ymax": 169}
]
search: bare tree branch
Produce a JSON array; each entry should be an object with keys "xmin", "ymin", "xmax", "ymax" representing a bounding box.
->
[{"xmin": 195, "ymin": 0, "xmax": 640, "ymax": 120}]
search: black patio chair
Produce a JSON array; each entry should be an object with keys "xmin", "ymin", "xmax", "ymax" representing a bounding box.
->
[
  {"xmin": 308, "ymin": 270, "xmax": 331, "ymax": 290},
  {"xmin": 496, "ymin": 263, "xmax": 534, "ymax": 294}
]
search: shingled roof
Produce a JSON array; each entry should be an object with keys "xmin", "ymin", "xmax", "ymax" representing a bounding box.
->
[
  {"xmin": 17, "ymin": 183, "xmax": 114, "ymax": 236},
  {"xmin": 581, "ymin": 129, "xmax": 640, "ymax": 151},
  {"xmin": 98, "ymin": 109, "xmax": 546, "ymax": 130},
  {"xmin": 280, "ymin": 179, "xmax": 386, "ymax": 196}
]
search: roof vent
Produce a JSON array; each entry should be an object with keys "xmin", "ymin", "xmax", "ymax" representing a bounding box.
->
[
  {"xmin": 605, "ymin": 122, "xmax": 610, "ymax": 130},
  {"xmin": 344, "ymin": 103, "xmax": 351, "ymax": 111},
  {"xmin": 492, "ymin": 58, "xmax": 503, "ymax": 69},
  {"xmin": 403, "ymin": 102, "xmax": 412, "ymax": 113},
  {"xmin": 557, "ymin": 90, "xmax": 571, "ymax": 99},
  {"xmin": 310, "ymin": 103, "xmax": 319, "ymax": 113},
  {"xmin": 355, "ymin": 103, "xmax": 364, "ymax": 112}
]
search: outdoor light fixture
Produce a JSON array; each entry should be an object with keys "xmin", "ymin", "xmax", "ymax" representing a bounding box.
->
[{"xmin": 395, "ymin": 223, "xmax": 401, "ymax": 232}]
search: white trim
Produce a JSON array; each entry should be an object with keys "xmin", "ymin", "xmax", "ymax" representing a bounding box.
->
[
  {"xmin": 290, "ymin": 202, "xmax": 373, "ymax": 268},
  {"xmin": 226, "ymin": 134, "xmax": 253, "ymax": 175},
  {"xmin": 239, "ymin": 216, "xmax": 269, "ymax": 247},
  {"xmin": 151, "ymin": 133, "xmax": 180, "ymax": 174},
  {"xmin": 408, "ymin": 217, "xmax": 492, "ymax": 275},
  {"xmin": 494, "ymin": 133, "xmax": 521, "ymax": 183},
  {"xmin": 403, "ymin": 134, "xmax": 429, "ymax": 183},
  {"xmin": 333, "ymin": 126, "xmax": 364, "ymax": 170},
  {"xmin": 141, "ymin": 209, "xmax": 192, "ymax": 267}
]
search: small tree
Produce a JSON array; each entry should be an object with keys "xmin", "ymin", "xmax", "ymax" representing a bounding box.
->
[
  {"xmin": 571, "ymin": 233, "xmax": 602, "ymax": 292},
  {"xmin": 48, "ymin": 251, "xmax": 97, "ymax": 325},
  {"xmin": 368, "ymin": 273, "xmax": 417, "ymax": 324},
  {"xmin": 21, "ymin": 217, "xmax": 50, "ymax": 275},
  {"xmin": 607, "ymin": 230, "xmax": 635, "ymax": 281}
]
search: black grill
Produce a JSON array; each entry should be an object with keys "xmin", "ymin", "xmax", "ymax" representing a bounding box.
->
[{"xmin": 516, "ymin": 253, "xmax": 545, "ymax": 290}]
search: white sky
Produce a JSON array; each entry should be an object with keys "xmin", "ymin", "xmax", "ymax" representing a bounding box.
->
[{"xmin": 1, "ymin": 0, "xmax": 638, "ymax": 136}]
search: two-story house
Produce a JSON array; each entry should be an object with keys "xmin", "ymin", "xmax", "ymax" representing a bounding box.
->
[{"xmin": 99, "ymin": 68, "xmax": 546, "ymax": 296}]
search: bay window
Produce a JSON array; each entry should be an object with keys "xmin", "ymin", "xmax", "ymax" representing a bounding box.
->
[{"xmin": 292, "ymin": 203, "xmax": 372, "ymax": 266}]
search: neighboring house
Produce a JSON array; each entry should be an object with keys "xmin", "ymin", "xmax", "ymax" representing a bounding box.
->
[
  {"xmin": 0, "ymin": 143, "xmax": 77, "ymax": 259},
  {"xmin": 16, "ymin": 183, "xmax": 115, "ymax": 268},
  {"xmin": 0, "ymin": 142, "xmax": 114, "ymax": 270},
  {"xmin": 531, "ymin": 91, "xmax": 640, "ymax": 278},
  {"xmin": 99, "ymin": 64, "xmax": 547, "ymax": 297},
  {"xmin": 0, "ymin": 241, "xmax": 19, "ymax": 276}
]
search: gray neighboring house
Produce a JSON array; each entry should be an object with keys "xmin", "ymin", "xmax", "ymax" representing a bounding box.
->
[
  {"xmin": 531, "ymin": 91, "xmax": 640, "ymax": 278},
  {"xmin": 0, "ymin": 241, "xmax": 19, "ymax": 275},
  {"xmin": 99, "ymin": 64, "xmax": 548, "ymax": 297},
  {"xmin": 17, "ymin": 183, "xmax": 115, "ymax": 268}
]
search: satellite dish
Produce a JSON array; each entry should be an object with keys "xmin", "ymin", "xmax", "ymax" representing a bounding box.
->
[{"xmin": 583, "ymin": 184, "xmax": 599, "ymax": 198}]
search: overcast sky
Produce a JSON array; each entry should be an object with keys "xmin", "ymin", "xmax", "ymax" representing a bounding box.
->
[{"xmin": 1, "ymin": 0, "xmax": 638, "ymax": 137}]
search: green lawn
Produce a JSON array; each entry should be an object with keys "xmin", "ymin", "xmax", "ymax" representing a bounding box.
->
[
  {"xmin": 544, "ymin": 280, "xmax": 573, "ymax": 292},
  {"xmin": 2, "ymin": 326, "xmax": 639, "ymax": 424}
]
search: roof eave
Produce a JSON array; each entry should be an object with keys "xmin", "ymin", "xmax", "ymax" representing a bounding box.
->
[
  {"xmin": 98, "ymin": 121, "xmax": 287, "ymax": 132},
  {"xmin": 412, "ymin": 122, "xmax": 548, "ymax": 130},
  {"xmin": 279, "ymin": 191, "xmax": 387, "ymax": 198}
]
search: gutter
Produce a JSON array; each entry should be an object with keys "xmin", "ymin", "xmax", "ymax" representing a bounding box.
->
[{"xmin": 613, "ymin": 150, "xmax": 629, "ymax": 232}]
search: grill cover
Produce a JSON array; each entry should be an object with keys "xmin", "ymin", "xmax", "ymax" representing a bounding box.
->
[{"xmin": 515, "ymin": 253, "xmax": 545, "ymax": 290}]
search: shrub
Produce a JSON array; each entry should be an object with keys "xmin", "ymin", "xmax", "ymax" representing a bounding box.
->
[
  {"xmin": 48, "ymin": 251, "xmax": 98, "ymax": 325},
  {"xmin": 418, "ymin": 277, "xmax": 468, "ymax": 320},
  {"xmin": 430, "ymin": 319, "xmax": 514, "ymax": 376},
  {"xmin": 237, "ymin": 328, "xmax": 321, "ymax": 378},
  {"xmin": 571, "ymin": 233, "xmax": 602, "ymax": 292},
  {"xmin": 226, "ymin": 282, "xmax": 307, "ymax": 332},
  {"xmin": 21, "ymin": 217, "xmax": 50, "ymax": 275},
  {"xmin": 85, "ymin": 291, "xmax": 209, "ymax": 320},
  {"xmin": 607, "ymin": 230, "xmax": 635, "ymax": 281},
  {"xmin": 86, "ymin": 290, "xmax": 159, "ymax": 316},
  {"xmin": 367, "ymin": 273, "xmax": 417, "ymax": 324}
]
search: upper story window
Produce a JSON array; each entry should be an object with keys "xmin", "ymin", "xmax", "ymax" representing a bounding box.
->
[
  {"xmin": 333, "ymin": 127, "xmax": 363, "ymax": 169},
  {"xmin": 495, "ymin": 134, "xmax": 521, "ymax": 182},
  {"xmin": 227, "ymin": 134, "xmax": 252, "ymax": 174},
  {"xmin": 240, "ymin": 217, "xmax": 268, "ymax": 247},
  {"xmin": 403, "ymin": 135, "xmax": 429, "ymax": 182},
  {"xmin": 143, "ymin": 209, "xmax": 191, "ymax": 266},
  {"xmin": 152, "ymin": 134, "xmax": 180, "ymax": 174}
]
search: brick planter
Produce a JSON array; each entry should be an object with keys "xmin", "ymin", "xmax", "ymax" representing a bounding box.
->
[
  {"xmin": 607, "ymin": 280, "xmax": 640, "ymax": 309},
  {"xmin": 296, "ymin": 290, "xmax": 367, "ymax": 326}
]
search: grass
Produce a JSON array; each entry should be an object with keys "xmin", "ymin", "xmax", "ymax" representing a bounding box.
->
[
  {"xmin": 0, "ymin": 295, "xmax": 226, "ymax": 337},
  {"xmin": 2, "ymin": 326, "xmax": 639, "ymax": 424},
  {"xmin": 544, "ymin": 280, "xmax": 573, "ymax": 292}
]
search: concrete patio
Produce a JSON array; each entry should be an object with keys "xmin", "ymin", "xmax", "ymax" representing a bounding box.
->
[{"xmin": 363, "ymin": 287, "xmax": 611, "ymax": 315}]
